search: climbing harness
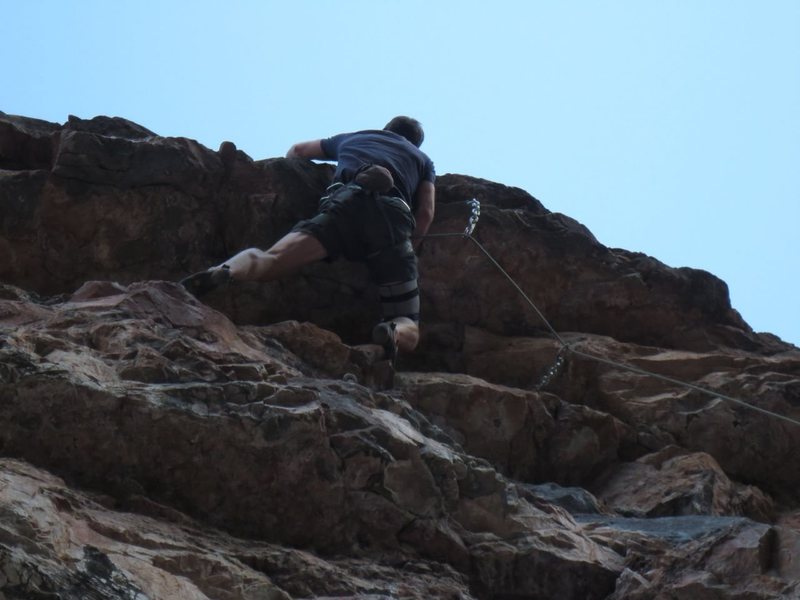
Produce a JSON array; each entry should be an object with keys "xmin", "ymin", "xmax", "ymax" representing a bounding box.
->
[{"xmin": 420, "ymin": 198, "xmax": 800, "ymax": 428}]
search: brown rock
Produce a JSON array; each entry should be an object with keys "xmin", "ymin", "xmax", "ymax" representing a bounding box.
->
[
  {"xmin": 586, "ymin": 516, "xmax": 797, "ymax": 599},
  {"xmin": 2, "ymin": 112, "xmax": 794, "ymax": 353},
  {"xmin": 2, "ymin": 113, "xmax": 800, "ymax": 599},
  {"xmin": 554, "ymin": 335, "xmax": 800, "ymax": 500},
  {"xmin": 0, "ymin": 280, "xmax": 627, "ymax": 597},
  {"xmin": 0, "ymin": 111, "xmax": 60, "ymax": 169},
  {"xmin": 592, "ymin": 446, "xmax": 774, "ymax": 521},
  {"xmin": 0, "ymin": 458, "xmax": 475, "ymax": 599},
  {"xmin": 774, "ymin": 511, "xmax": 800, "ymax": 582}
]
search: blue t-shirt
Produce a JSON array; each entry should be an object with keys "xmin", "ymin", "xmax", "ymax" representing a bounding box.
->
[{"xmin": 321, "ymin": 130, "xmax": 435, "ymax": 207}]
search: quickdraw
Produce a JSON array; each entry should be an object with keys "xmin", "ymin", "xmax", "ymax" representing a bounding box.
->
[{"xmin": 464, "ymin": 198, "xmax": 481, "ymax": 236}]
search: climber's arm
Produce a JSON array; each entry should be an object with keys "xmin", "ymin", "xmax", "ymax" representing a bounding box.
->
[
  {"xmin": 412, "ymin": 181, "xmax": 435, "ymax": 249},
  {"xmin": 286, "ymin": 140, "xmax": 326, "ymax": 160}
]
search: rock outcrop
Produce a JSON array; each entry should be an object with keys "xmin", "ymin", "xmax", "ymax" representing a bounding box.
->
[{"xmin": 1, "ymin": 111, "xmax": 799, "ymax": 599}]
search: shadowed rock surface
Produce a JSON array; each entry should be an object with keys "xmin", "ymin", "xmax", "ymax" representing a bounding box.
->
[{"xmin": 1, "ymin": 112, "xmax": 799, "ymax": 599}]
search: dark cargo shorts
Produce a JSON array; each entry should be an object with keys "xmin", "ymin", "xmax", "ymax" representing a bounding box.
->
[{"xmin": 292, "ymin": 183, "xmax": 419, "ymax": 312}]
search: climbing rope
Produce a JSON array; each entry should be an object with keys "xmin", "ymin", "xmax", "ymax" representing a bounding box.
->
[{"xmin": 421, "ymin": 199, "xmax": 800, "ymax": 428}]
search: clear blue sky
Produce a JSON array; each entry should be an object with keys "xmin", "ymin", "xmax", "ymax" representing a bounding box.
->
[{"xmin": 3, "ymin": 1, "xmax": 799, "ymax": 346}]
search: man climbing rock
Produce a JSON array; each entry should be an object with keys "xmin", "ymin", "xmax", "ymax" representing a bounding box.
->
[{"xmin": 181, "ymin": 116, "xmax": 436, "ymax": 361}]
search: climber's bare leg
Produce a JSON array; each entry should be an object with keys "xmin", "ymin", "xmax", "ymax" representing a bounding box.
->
[
  {"xmin": 221, "ymin": 232, "xmax": 327, "ymax": 282},
  {"xmin": 372, "ymin": 316, "xmax": 420, "ymax": 364},
  {"xmin": 390, "ymin": 317, "xmax": 419, "ymax": 353}
]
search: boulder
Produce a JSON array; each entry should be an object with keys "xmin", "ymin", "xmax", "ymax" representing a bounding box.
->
[
  {"xmin": 0, "ymin": 280, "xmax": 624, "ymax": 598},
  {"xmin": 592, "ymin": 446, "xmax": 774, "ymax": 521}
]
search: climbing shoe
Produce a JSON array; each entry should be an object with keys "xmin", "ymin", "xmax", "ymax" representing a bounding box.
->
[
  {"xmin": 180, "ymin": 265, "xmax": 231, "ymax": 297},
  {"xmin": 372, "ymin": 321, "xmax": 398, "ymax": 366},
  {"xmin": 354, "ymin": 165, "xmax": 394, "ymax": 194}
]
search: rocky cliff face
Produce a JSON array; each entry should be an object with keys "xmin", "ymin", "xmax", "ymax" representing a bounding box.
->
[{"xmin": 1, "ymin": 111, "xmax": 799, "ymax": 599}]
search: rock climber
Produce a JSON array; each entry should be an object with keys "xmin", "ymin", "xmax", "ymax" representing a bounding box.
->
[{"xmin": 180, "ymin": 116, "xmax": 436, "ymax": 362}]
